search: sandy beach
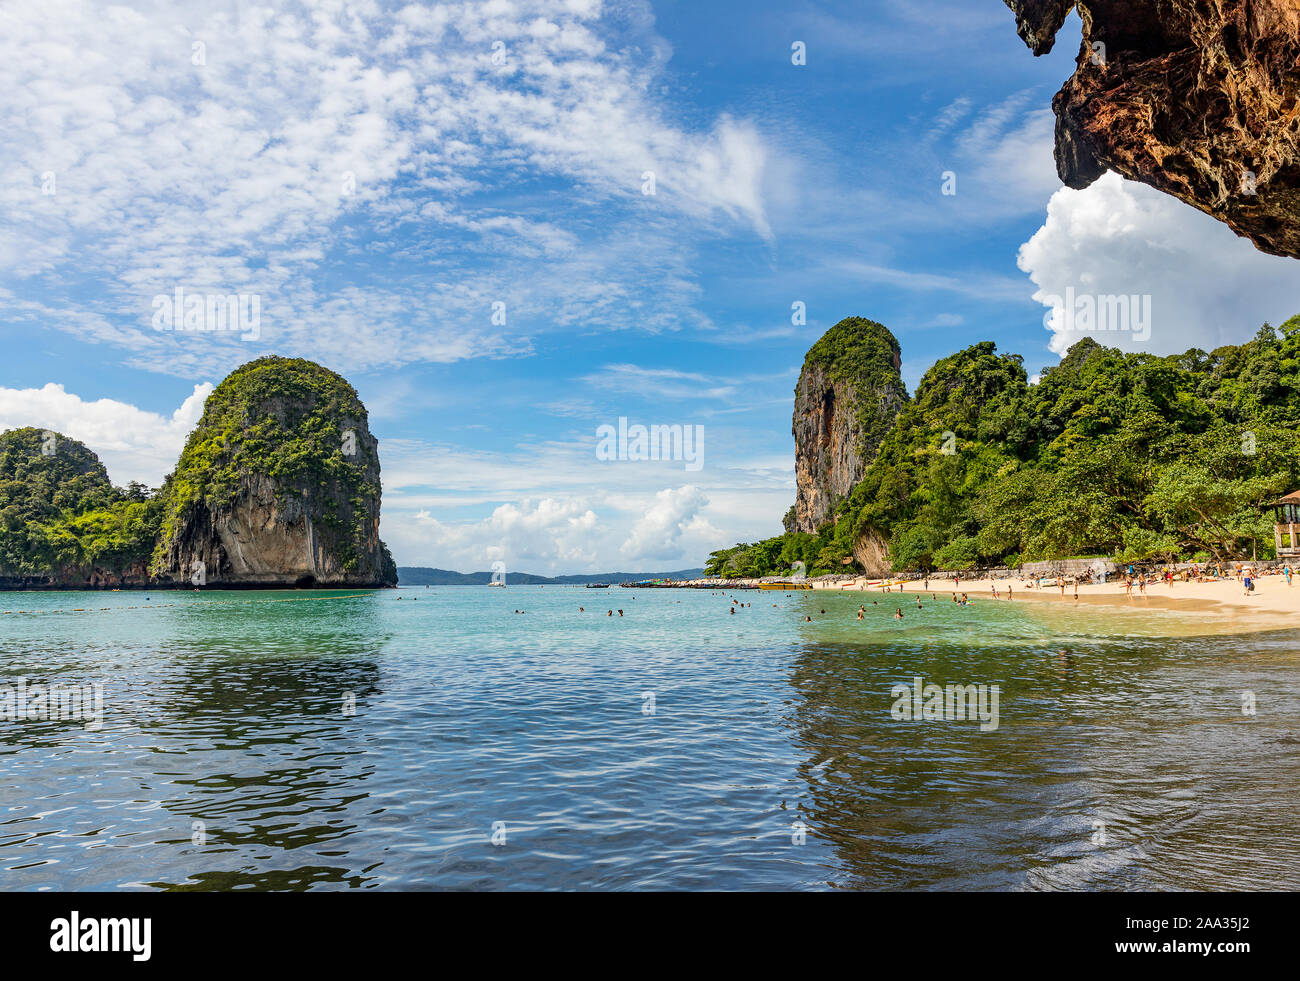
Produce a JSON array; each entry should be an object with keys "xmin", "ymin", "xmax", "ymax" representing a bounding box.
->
[{"xmin": 804, "ymin": 571, "xmax": 1300, "ymax": 632}]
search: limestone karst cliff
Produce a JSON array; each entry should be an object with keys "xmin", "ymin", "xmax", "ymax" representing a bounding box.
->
[
  {"xmin": 152, "ymin": 357, "xmax": 397, "ymax": 588},
  {"xmin": 1003, "ymin": 0, "xmax": 1300, "ymax": 259},
  {"xmin": 791, "ymin": 317, "xmax": 907, "ymax": 535}
]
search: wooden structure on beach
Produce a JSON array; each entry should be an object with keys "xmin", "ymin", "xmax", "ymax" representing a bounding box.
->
[{"xmin": 1270, "ymin": 490, "xmax": 1300, "ymax": 559}]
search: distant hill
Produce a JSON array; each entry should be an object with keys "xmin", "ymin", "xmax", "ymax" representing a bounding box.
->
[{"xmin": 396, "ymin": 567, "xmax": 704, "ymax": 586}]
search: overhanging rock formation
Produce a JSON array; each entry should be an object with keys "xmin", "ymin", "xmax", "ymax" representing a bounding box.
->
[{"xmin": 1004, "ymin": 0, "xmax": 1300, "ymax": 259}]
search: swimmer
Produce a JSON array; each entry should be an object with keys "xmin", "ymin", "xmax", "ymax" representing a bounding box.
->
[
  {"xmin": 804, "ymin": 615, "xmax": 812, "ymax": 622},
  {"xmin": 894, "ymin": 608, "xmax": 903, "ymax": 620},
  {"xmin": 607, "ymin": 610, "xmax": 613, "ymax": 616},
  {"xmin": 730, "ymin": 607, "xmax": 735, "ymax": 615},
  {"xmin": 618, "ymin": 610, "xmax": 624, "ymax": 616},
  {"xmin": 856, "ymin": 610, "xmax": 864, "ymax": 620}
]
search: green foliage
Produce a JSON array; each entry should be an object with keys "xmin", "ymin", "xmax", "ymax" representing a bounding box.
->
[
  {"xmin": 152, "ymin": 356, "xmax": 383, "ymax": 575},
  {"xmin": 0, "ymin": 428, "xmax": 162, "ymax": 578},
  {"xmin": 1, "ymin": 357, "xmax": 395, "ymax": 585},
  {"xmin": 804, "ymin": 316, "xmax": 908, "ymax": 456},
  {"xmin": 711, "ymin": 317, "xmax": 1300, "ymax": 576}
]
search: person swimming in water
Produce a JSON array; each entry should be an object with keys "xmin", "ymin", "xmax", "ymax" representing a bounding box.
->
[
  {"xmin": 894, "ymin": 608, "xmax": 903, "ymax": 619},
  {"xmin": 856, "ymin": 609, "xmax": 864, "ymax": 620},
  {"xmin": 804, "ymin": 615, "xmax": 812, "ymax": 622}
]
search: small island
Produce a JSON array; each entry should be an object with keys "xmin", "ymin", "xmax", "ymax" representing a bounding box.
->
[{"xmin": 0, "ymin": 357, "xmax": 396, "ymax": 589}]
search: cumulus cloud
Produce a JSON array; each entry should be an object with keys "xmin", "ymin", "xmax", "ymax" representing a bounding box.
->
[
  {"xmin": 0, "ymin": 382, "xmax": 213, "ymax": 486},
  {"xmin": 1018, "ymin": 173, "xmax": 1300, "ymax": 356},
  {"xmin": 619, "ymin": 485, "xmax": 719, "ymax": 561},
  {"xmin": 410, "ymin": 497, "xmax": 601, "ymax": 570}
]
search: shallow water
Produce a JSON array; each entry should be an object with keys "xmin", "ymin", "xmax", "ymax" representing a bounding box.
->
[{"xmin": 1, "ymin": 585, "xmax": 1297, "ymax": 890}]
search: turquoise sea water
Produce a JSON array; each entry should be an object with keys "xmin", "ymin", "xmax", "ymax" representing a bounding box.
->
[{"xmin": 1, "ymin": 585, "xmax": 1298, "ymax": 890}]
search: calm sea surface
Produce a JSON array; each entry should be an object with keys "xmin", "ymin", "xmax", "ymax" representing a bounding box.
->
[{"xmin": 1, "ymin": 585, "xmax": 1298, "ymax": 891}]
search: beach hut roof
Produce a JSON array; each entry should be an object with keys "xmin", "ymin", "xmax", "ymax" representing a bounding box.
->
[{"xmin": 1271, "ymin": 489, "xmax": 1300, "ymax": 506}]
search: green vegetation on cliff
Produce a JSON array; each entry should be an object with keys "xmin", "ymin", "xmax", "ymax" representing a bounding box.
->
[
  {"xmin": 707, "ymin": 316, "xmax": 1300, "ymax": 577},
  {"xmin": 2, "ymin": 357, "xmax": 396, "ymax": 586},
  {"xmin": 0, "ymin": 428, "xmax": 161, "ymax": 579},
  {"xmin": 152, "ymin": 356, "xmax": 391, "ymax": 579},
  {"xmin": 803, "ymin": 316, "xmax": 906, "ymax": 456}
]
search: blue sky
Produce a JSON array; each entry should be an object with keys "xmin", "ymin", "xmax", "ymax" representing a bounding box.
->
[{"xmin": 5, "ymin": 0, "xmax": 1300, "ymax": 573}]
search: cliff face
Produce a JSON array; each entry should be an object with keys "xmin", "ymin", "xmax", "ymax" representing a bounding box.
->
[
  {"xmin": 153, "ymin": 357, "xmax": 397, "ymax": 588},
  {"xmin": 1004, "ymin": 0, "xmax": 1300, "ymax": 258},
  {"xmin": 791, "ymin": 318, "xmax": 907, "ymax": 534}
]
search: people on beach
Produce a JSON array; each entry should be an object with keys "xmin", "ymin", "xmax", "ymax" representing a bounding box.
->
[{"xmin": 1286, "ymin": 565, "xmax": 1294, "ymax": 586}]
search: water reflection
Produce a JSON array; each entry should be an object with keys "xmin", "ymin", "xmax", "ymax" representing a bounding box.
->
[{"xmin": 786, "ymin": 627, "xmax": 1300, "ymax": 890}]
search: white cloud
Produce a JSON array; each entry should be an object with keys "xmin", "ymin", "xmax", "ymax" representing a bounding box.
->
[
  {"xmin": 0, "ymin": 382, "xmax": 212, "ymax": 486},
  {"xmin": 410, "ymin": 497, "xmax": 602, "ymax": 570},
  {"xmin": 1018, "ymin": 173, "xmax": 1300, "ymax": 356},
  {"xmin": 619, "ymin": 485, "xmax": 718, "ymax": 561},
  {"xmin": 0, "ymin": 0, "xmax": 774, "ymax": 376}
]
